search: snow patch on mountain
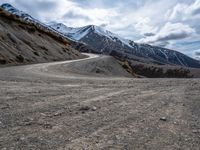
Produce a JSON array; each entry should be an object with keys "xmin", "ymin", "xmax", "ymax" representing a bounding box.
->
[
  {"xmin": 1, "ymin": 3, "xmax": 42, "ymax": 24},
  {"xmin": 0, "ymin": 3, "xmax": 73, "ymax": 41},
  {"xmin": 49, "ymin": 23, "xmax": 92, "ymax": 40},
  {"xmin": 50, "ymin": 23, "xmax": 134, "ymax": 48}
]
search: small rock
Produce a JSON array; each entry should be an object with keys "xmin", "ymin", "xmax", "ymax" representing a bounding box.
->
[
  {"xmin": 160, "ymin": 117, "xmax": 167, "ymax": 121},
  {"xmin": 23, "ymin": 118, "xmax": 34, "ymax": 126},
  {"xmin": 79, "ymin": 106, "xmax": 90, "ymax": 111},
  {"xmin": 40, "ymin": 113, "xmax": 47, "ymax": 117},
  {"xmin": 43, "ymin": 123, "xmax": 52, "ymax": 129},
  {"xmin": 192, "ymin": 130, "xmax": 200, "ymax": 133},
  {"xmin": 174, "ymin": 121, "xmax": 177, "ymax": 124},
  {"xmin": 91, "ymin": 106, "xmax": 97, "ymax": 111},
  {"xmin": 54, "ymin": 111, "xmax": 63, "ymax": 116},
  {"xmin": 20, "ymin": 137, "xmax": 26, "ymax": 141},
  {"xmin": 1, "ymin": 104, "xmax": 10, "ymax": 109},
  {"xmin": 24, "ymin": 121, "xmax": 32, "ymax": 126}
]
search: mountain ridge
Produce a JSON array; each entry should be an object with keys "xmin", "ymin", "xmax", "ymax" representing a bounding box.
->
[{"xmin": 50, "ymin": 22, "xmax": 200, "ymax": 68}]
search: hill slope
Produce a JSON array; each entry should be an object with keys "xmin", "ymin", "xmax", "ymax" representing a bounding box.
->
[
  {"xmin": 0, "ymin": 5, "xmax": 84, "ymax": 66},
  {"xmin": 62, "ymin": 55, "xmax": 133, "ymax": 77}
]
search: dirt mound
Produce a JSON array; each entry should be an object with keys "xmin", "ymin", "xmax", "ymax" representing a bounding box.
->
[{"xmin": 62, "ymin": 55, "xmax": 132, "ymax": 77}]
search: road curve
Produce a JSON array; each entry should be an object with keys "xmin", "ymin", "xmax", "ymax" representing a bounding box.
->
[
  {"xmin": 0, "ymin": 53, "xmax": 99, "ymax": 80},
  {"xmin": 25, "ymin": 53, "xmax": 100, "ymax": 76},
  {"xmin": 0, "ymin": 53, "xmax": 200, "ymax": 149},
  {"xmin": 0, "ymin": 53, "xmax": 130, "ymax": 81}
]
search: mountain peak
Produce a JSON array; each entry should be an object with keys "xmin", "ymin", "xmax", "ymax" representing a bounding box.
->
[
  {"xmin": 49, "ymin": 23, "xmax": 133, "ymax": 47},
  {"xmin": 1, "ymin": 3, "xmax": 14, "ymax": 8},
  {"xmin": 1, "ymin": 3, "xmax": 30, "ymax": 19},
  {"xmin": 87, "ymin": 25, "xmax": 99, "ymax": 30},
  {"xmin": 0, "ymin": 3, "xmax": 47, "ymax": 28},
  {"xmin": 86, "ymin": 25, "xmax": 110, "ymax": 34},
  {"xmin": 1, "ymin": 3, "xmax": 18, "ymax": 12}
]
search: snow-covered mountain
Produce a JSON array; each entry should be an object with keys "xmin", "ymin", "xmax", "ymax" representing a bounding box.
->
[
  {"xmin": 1, "ymin": 3, "xmax": 44, "ymax": 25},
  {"xmin": 50, "ymin": 23, "xmax": 200, "ymax": 68},
  {"xmin": 50, "ymin": 23, "xmax": 133, "ymax": 47},
  {"xmin": 1, "ymin": 3, "xmax": 200, "ymax": 68}
]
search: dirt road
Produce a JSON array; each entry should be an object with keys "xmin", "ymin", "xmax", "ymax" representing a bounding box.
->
[{"xmin": 0, "ymin": 54, "xmax": 200, "ymax": 150}]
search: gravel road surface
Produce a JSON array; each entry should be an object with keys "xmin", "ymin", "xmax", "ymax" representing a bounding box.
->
[{"xmin": 0, "ymin": 54, "xmax": 200, "ymax": 150}]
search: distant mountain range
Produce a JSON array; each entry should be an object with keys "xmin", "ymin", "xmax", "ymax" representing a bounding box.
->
[
  {"xmin": 50, "ymin": 23, "xmax": 200, "ymax": 68},
  {"xmin": 1, "ymin": 3, "xmax": 200, "ymax": 68}
]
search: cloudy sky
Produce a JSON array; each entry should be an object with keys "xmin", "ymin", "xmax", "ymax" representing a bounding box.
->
[{"xmin": 1, "ymin": 0, "xmax": 200, "ymax": 59}]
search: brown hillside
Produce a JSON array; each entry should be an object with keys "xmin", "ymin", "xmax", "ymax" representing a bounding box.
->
[{"xmin": 0, "ymin": 8, "xmax": 84, "ymax": 66}]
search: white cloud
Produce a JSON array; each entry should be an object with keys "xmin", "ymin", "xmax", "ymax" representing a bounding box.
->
[
  {"xmin": 166, "ymin": 0, "xmax": 200, "ymax": 21},
  {"xmin": 134, "ymin": 17, "xmax": 158, "ymax": 35},
  {"xmin": 137, "ymin": 22, "xmax": 195, "ymax": 44},
  {"xmin": 1, "ymin": 0, "xmax": 200, "ymax": 57},
  {"xmin": 193, "ymin": 49, "xmax": 200, "ymax": 60},
  {"xmin": 24, "ymin": 0, "xmax": 119, "ymax": 27}
]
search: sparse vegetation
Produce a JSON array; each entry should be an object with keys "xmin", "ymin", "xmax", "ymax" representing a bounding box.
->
[
  {"xmin": 33, "ymin": 51, "xmax": 40, "ymax": 56},
  {"xmin": 40, "ymin": 46, "xmax": 48, "ymax": 51},
  {"xmin": 8, "ymin": 59, "xmax": 14, "ymax": 63},
  {"xmin": 109, "ymin": 50, "xmax": 195, "ymax": 78},
  {"xmin": 58, "ymin": 51, "xmax": 63, "ymax": 55},
  {"xmin": 23, "ymin": 39, "xmax": 31, "ymax": 46},
  {"xmin": 18, "ymin": 24, "xmax": 26, "ymax": 30},
  {"xmin": 130, "ymin": 64, "xmax": 193, "ymax": 78},
  {"xmin": 43, "ymin": 56, "xmax": 48, "ymax": 60},
  {"xmin": 62, "ymin": 48, "xmax": 67, "ymax": 53},
  {"xmin": 7, "ymin": 33, "xmax": 17, "ymax": 43},
  {"xmin": 0, "ymin": 58, "xmax": 6, "ymax": 64},
  {"xmin": 119, "ymin": 60, "xmax": 136, "ymax": 77},
  {"xmin": 44, "ymin": 51, "xmax": 48, "ymax": 55},
  {"xmin": 16, "ymin": 55, "xmax": 24, "ymax": 63},
  {"xmin": 72, "ymin": 42, "xmax": 96, "ymax": 53},
  {"xmin": 27, "ymin": 27, "xmax": 36, "ymax": 33}
]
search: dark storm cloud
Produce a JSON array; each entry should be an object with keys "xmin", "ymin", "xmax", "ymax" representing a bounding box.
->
[
  {"xmin": 138, "ymin": 22, "xmax": 195, "ymax": 45},
  {"xmin": 100, "ymin": 23, "xmax": 108, "ymax": 28},
  {"xmin": 144, "ymin": 33, "xmax": 155, "ymax": 37},
  {"xmin": 155, "ymin": 41, "xmax": 170, "ymax": 47},
  {"xmin": 192, "ymin": 8, "xmax": 200, "ymax": 15},
  {"xmin": 195, "ymin": 51, "xmax": 200, "ymax": 56},
  {"xmin": 157, "ymin": 32, "xmax": 192, "ymax": 41},
  {"xmin": 62, "ymin": 10, "xmax": 91, "ymax": 21}
]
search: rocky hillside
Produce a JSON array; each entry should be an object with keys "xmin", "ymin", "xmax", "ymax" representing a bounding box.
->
[
  {"xmin": 51, "ymin": 23, "xmax": 200, "ymax": 68},
  {"xmin": 0, "ymin": 6, "xmax": 84, "ymax": 66}
]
